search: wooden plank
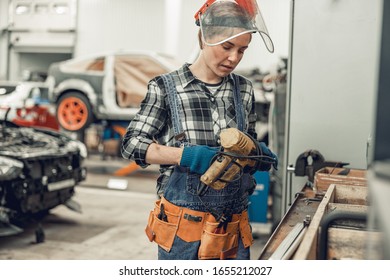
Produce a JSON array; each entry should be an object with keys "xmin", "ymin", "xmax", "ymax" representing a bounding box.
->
[
  {"xmin": 293, "ymin": 184, "xmax": 336, "ymax": 259},
  {"xmin": 295, "ymin": 183, "xmax": 369, "ymax": 259},
  {"xmin": 327, "ymin": 203, "xmax": 368, "ymax": 214},
  {"xmin": 262, "ymin": 183, "xmax": 370, "ymax": 260},
  {"xmin": 334, "ymin": 185, "xmax": 368, "ymax": 205},
  {"xmin": 327, "ymin": 228, "xmax": 382, "ymax": 260},
  {"xmin": 314, "ymin": 167, "xmax": 367, "ymax": 193}
]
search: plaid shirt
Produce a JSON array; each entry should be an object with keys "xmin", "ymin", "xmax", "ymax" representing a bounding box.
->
[{"xmin": 121, "ymin": 63, "xmax": 257, "ymax": 170}]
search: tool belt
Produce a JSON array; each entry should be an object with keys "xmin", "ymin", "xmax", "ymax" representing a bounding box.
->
[{"xmin": 145, "ymin": 197, "xmax": 254, "ymax": 260}]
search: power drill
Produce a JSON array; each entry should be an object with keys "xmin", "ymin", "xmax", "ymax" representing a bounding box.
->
[{"xmin": 200, "ymin": 128, "xmax": 258, "ymax": 190}]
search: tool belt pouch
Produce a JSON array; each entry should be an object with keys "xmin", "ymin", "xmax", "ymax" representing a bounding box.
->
[
  {"xmin": 198, "ymin": 220, "xmax": 240, "ymax": 260},
  {"xmin": 239, "ymin": 211, "xmax": 254, "ymax": 248},
  {"xmin": 145, "ymin": 200, "xmax": 179, "ymax": 252}
]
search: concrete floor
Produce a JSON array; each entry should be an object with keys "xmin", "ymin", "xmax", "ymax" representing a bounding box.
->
[{"xmin": 0, "ymin": 155, "xmax": 271, "ymax": 260}]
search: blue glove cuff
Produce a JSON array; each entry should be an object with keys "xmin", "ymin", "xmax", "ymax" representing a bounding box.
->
[
  {"xmin": 258, "ymin": 142, "xmax": 278, "ymax": 171},
  {"xmin": 180, "ymin": 146, "xmax": 218, "ymax": 175}
]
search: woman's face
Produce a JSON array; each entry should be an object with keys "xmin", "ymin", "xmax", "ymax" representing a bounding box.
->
[{"xmin": 202, "ymin": 32, "xmax": 252, "ymax": 79}]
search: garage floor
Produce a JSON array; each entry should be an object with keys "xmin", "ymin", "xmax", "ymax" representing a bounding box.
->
[{"xmin": 0, "ymin": 155, "xmax": 272, "ymax": 260}]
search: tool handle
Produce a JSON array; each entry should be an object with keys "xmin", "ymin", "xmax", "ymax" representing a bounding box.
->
[{"xmin": 200, "ymin": 154, "xmax": 232, "ymax": 190}]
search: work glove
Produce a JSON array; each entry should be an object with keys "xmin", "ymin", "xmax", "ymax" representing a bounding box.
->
[
  {"xmin": 256, "ymin": 142, "xmax": 278, "ymax": 172},
  {"xmin": 179, "ymin": 145, "xmax": 219, "ymax": 175}
]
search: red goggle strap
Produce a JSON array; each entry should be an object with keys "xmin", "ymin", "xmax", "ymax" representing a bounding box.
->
[{"xmin": 194, "ymin": 0, "xmax": 257, "ymax": 25}]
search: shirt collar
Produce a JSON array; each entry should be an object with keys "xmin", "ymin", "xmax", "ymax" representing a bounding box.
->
[
  {"xmin": 178, "ymin": 63, "xmax": 234, "ymax": 88},
  {"xmin": 177, "ymin": 63, "xmax": 197, "ymax": 88}
]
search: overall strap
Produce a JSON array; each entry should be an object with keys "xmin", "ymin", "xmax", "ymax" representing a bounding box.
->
[
  {"xmin": 231, "ymin": 73, "xmax": 245, "ymax": 132},
  {"xmin": 160, "ymin": 73, "xmax": 186, "ymax": 143}
]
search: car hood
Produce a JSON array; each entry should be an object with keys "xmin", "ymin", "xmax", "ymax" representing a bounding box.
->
[{"xmin": 0, "ymin": 122, "xmax": 83, "ymax": 159}]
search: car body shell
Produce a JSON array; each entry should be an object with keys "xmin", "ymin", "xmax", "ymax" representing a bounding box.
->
[{"xmin": 47, "ymin": 50, "xmax": 182, "ymax": 129}]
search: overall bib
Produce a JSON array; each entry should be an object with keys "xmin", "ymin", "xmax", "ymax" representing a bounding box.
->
[{"xmin": 145, "ymin": 73, "xmax": 255, "ymax": 260}]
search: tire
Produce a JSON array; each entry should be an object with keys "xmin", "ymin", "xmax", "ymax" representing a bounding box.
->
[{"xmin": 56, "ymin": 92, "xmax": 94, "ymax": 132}]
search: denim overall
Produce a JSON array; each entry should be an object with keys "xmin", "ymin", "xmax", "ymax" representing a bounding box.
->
[{"xmin": 158, "ymin": 73, "xmax": 255, "ymax": 260}]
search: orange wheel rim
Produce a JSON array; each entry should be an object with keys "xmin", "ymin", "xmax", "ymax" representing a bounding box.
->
[{"xmin": 57, "ymin": 96, "xmax": 89, "ymax": 131}]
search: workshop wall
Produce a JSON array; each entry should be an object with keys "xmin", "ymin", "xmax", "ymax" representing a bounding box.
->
[
  {"xmin": 0, "ymin": 0, "xmax": 76, "ymax": 80},
  {"xmin": 0, "ymin": 0, "xmax": 291, "ymax": 80},
  {"xmin": 0, "ymin": 0, "xmax": 10, "ymax": 79},
  {"xmin": 283, "ymin": 0, "xmax": 382, "ymax": 211},
  {"xmin": 75, "ymin": 0, "xmax": 166, "ymax": 58},
  {"xmin": 75, "ymin": 0, "xmax": 290, "ymax": 72}
]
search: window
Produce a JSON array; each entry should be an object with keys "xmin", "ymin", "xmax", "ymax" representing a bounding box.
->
[
  {"xmin": 15, "ymin": 3, "xmax": 31, "ymax": 14},
  {"xmin": 52, "ymin": 3, "xmax": 69, "ymax": 14}
]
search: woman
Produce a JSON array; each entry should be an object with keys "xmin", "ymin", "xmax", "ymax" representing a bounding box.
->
[{"xmin": 121, "ymin": 0, "xmax": 277, "ymax": 260}]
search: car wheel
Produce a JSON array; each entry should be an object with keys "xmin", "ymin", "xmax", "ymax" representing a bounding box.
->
[{"xmin": 56, "ymin": 92, "xmax": 94, "ymax": 132}]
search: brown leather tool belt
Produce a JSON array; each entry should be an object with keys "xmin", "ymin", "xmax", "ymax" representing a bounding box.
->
[{"xmin": 145, "ymin": 197, "xmax": 254, "ymax": 259}]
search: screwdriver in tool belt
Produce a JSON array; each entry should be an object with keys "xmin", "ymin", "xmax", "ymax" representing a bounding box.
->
[
  {"xmin": 158, "ymin": 203, "xmax": 168, "ymax": 222},
  {"xmin": 214, "ymin": 215, "xmax": 230, "ymax": 234}
]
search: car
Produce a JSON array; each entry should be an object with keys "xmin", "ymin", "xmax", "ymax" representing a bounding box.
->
[
  {"xmin": 0, "ymin": 120, "xmax": 87, "ymax": 240},
  {"xmin": 0, "ymin": 81, "xmax": 19, "ymax": 121},
  {"xmin": 46, "ymin": 50, "xmax": 182, "ymax": 132},
  {"xmin": 0, "ymin": 81, "xmax": 51, "ymax": 123}
]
